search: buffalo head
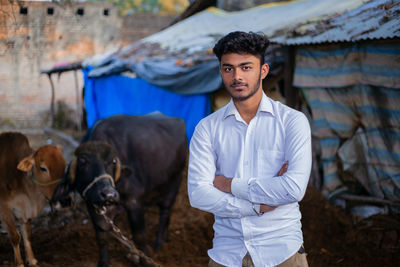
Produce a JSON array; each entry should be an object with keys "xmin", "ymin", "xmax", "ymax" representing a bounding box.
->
[{"xmin": 52, "ymin": 141, "xmax": 131, "ymax": 206}]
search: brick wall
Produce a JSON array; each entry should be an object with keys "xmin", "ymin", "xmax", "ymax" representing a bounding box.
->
[
  {"xmin": 0, "ymin": 0, "xmax": 122, "ymax": 128},
  {"xmin": 0, "ymin": 1, "xmax": 179, "ymax": 129},
  {"xmin": 122, "ymin": 13, "xmax": 175, "ymax": 45}
]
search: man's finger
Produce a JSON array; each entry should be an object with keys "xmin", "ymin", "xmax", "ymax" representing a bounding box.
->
[{"xmin": 260, "ymin": 204, "xmax": 276, "ymax": 213}]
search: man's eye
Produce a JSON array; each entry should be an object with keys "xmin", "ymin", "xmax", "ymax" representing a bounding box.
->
[
  {"xmin": 224, "ymin": 67, "xmax": 232, "ymax": 72},
  {"xmin": 242, "ymin": 66, "xmax": 251, "ymax": 70}
]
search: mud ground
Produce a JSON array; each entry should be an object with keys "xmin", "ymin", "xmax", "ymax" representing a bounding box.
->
[{"xmin": 0, "ymin": 130, "xmax": 399, "ymax": 267}]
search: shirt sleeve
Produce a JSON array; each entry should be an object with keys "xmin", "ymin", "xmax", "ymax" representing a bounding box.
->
[
  {"xmin": 231, "ymin": 111, "xmax": 312, "ymax": 206},
  {"xmin": 188, "ymin": 121, "xmax": 257, "ymax": 218}
]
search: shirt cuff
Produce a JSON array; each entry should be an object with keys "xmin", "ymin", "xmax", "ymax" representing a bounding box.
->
[
  {"xmin": 238, "ymin": 199, "xmax": 258, "ymax": 217},
  {"xmin": 252, "ymin": 203, "xmax": 261, "ymax": 214},
  {"xmin": 231, "ymin": 177, "xmax": 250, "ymax": 200}
]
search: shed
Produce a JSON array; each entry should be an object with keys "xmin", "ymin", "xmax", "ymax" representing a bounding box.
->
[
  {"xmin": 268, "ymin": 0, "xmax": 400, "ymax": 206},
  {"xmin": 83, "ymin": 0, "xmax": 367, "ymax": 140},
  {"xmin": 58, "ymin": 0, "xmax": 399, "ymax": 207}
]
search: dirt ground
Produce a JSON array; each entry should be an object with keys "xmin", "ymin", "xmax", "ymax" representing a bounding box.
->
[{"xmin": 0, "ymin": 130, "xmax": 399, "ymax": 267}]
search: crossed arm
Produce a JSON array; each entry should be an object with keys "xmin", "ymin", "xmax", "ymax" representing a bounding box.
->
[
  {"xmin": 213, "ymin": 161, "xmax": 288, "ymax": 213},
  {"xmin": 188, "ymin": 113, "xmax": 311, "ymax": 218}
]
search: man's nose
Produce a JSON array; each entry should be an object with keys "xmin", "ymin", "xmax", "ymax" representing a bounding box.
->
[{"xmin": 233, "ymin": 69, "xmax": 243, "ymax": 81}]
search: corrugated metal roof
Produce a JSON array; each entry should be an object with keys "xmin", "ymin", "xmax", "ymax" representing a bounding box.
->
[
  {"xmin": 140, "ymin": 0, "xmax": 367, "ymax": 54},
  {"xmin": 87, "ymin": 0, "xmax": 370, "ymax": 66},
  {"xmin": 270, "ymin": 0, "xmax": 400, "ymax": 45},
  {"xmin": 85, "ymin": 0, "xmax": 400, "ymax": 78}
]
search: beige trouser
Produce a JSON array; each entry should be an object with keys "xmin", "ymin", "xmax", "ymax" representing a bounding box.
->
[{"xmin": 209, "ymin": 245, "xmax": 308, "ymax": 267}]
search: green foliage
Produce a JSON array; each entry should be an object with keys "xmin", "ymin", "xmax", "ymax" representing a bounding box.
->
[
  {"xmin": 106, "ymin": 0, "xmax": 162, "ymax": 15},
  {"xmin": 36, "ymin": 0, "xmax": 187, "ymax": 16}
]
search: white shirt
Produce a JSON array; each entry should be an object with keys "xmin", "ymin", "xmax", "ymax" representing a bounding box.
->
[{"xmin": 188, "ymin": 92, "xmax": 312, "ymax": 267}]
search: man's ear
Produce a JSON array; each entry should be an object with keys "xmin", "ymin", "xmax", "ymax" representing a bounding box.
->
[
  {"xmin": 261, "ymin": 63, "xmax": 269, "ymax": 79},
  {"xmin": 17, "ymin": 156, "xmax": 35, "ymax": 172}
]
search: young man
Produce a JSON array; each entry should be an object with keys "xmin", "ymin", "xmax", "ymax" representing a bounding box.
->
[{"xmin": 188, "ymin": 31, "xmax": 312, "ymax": 267}]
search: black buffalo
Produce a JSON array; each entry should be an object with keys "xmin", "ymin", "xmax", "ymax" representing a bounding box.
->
[{"xmin": 52, "ymin": 113, "xmax": 188, "ymax": 267}]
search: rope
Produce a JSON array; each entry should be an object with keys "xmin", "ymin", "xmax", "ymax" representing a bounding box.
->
[
  {"xmin": 32, "ymin": 177, "xmax": 61, "ymax": 186},
  {"xmin": 82, "ymin": 174, "xmax": 115, "ymax": 198},
  {"xmin": 95, "ymin": 206, "xmax": 162, "ymax": 267}
]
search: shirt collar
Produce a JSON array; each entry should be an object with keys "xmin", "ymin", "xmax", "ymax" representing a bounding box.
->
[
  {"xmin": 223, "ymin": 100, "xmax": 236, "ymax": 119},
  {"xmin": 223, "ymin": 91, "xmax": 275, "ymax": 119},
  {"xmin": 258, "ymin": 92, "xmax": 275, "ymax": 116}
]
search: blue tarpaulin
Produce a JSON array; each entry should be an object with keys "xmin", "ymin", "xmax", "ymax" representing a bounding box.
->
[
  {"xmin": 88, "ymin": 57, "xmax": 222, "ymax": 95},
  {"xmin": 83, "ymin": 68, "xmax": 211, "ymax": 140}
]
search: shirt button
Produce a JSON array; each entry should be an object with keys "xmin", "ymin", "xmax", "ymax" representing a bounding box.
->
[{"xmin": 244, "ymin": 161, "xmax": 249, "ymax": 166}]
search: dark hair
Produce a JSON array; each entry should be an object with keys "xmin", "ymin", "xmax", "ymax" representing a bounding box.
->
[{"xmin": 213, "ymin": 31, "xmax": 269, "ymax": 65}]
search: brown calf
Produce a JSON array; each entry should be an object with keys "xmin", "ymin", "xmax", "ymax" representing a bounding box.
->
[{"xmin": 0, "ymin": 132, "xmax": 66, "ymax": 267}]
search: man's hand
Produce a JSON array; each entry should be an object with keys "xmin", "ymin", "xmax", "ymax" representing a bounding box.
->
[
  {"xmin": 214, "ymin": 161, "xmax": 288, "ymax": 210},
  {"xmin": 277, "ymin": 161, "xmax": 288, "ymax": 176},
  {"xmin": 259, "ymin": 161, "xmax": 289, "ymax": 213},
  {"xmin": 260, "ymin": 204, "xmax": 276, "ymax": 213},
  {"xmin": 213, "ymin": 175, "xmax": 232, "ymax": 193}
]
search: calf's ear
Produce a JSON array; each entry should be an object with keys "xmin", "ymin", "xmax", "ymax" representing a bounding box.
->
[
  {"xmin": 17, "ymin": 155, "xmax": 35, "ymax": 172},
  {"xmin": 56, "ymin": 145, "xmax": 64, "ymax": 153}
]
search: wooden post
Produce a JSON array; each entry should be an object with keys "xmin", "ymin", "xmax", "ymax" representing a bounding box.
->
[
  {"xmin": 73, "ymin": 70, "xmax": 82, "ymax": 131},
  {"xmin": 47, "ymin": 73, "xmax": 55, "ymax": 127},
  {"xmin": 283, "ymin": 46, "xmax": 298, "ymax": 109},
  {"xmin": 41, "ymin": 61, "xmax": 82, "ymax": 129}
]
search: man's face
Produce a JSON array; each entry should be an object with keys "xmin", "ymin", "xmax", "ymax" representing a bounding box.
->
[{"xmin": 219, "ymin": 53, "xmax": 269, "ymax": 102}]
